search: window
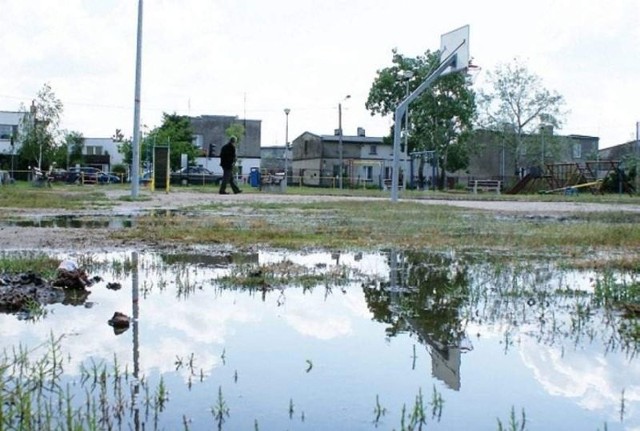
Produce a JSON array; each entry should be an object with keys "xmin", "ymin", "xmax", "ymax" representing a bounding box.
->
[
  {"xmin": 0, "ymin": 125, "xmax": 12, "ymax": 140},
  {"xmin": 86, "ymin": 146, "xmax": 103, "ymax": 156},
  {"xmin": 369, "ymin": 145, "xmax": 377, "ymax": 155},
  {"xmin": 384, "ymin": 166, "xmax": 392, "ymax": 180},
  {"xmin": 364, "ymin": 166, "xmax": 373, "ymax": 180},
  {"xmin": 573, "ymin": 143, "xmax": 581, "ymax": 159}
]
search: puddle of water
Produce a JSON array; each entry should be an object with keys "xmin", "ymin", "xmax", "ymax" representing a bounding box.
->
[
  {"xmin": 0, "ymin": 215, "xmax": 133, "ymax": 229},
  {"xmin": 0, "ymin": 250, "xmax": 637, "ymax": 430},
  {"xmin": 0, "ymin": 210, "xmax": 186, "ymax": 229}
]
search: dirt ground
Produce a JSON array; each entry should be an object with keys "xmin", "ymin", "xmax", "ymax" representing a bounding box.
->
[{"xmin": 3, "ymin": 189, "xmax": 640, "ymax": 252}]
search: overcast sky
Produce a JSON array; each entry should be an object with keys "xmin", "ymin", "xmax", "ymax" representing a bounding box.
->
[{"xmin": 1, "ymin": 0, "xmax": 638, "ymax": 148}]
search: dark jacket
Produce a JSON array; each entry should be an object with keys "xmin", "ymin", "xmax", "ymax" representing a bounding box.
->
[{"xmin": 220, "ymin": 141, "xmax": 236, "ymax": 170}]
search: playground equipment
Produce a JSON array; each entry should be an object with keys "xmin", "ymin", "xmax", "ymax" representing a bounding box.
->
[{"xmin": 506, "ymin": 161, "xmax": 633, "ymax": 195}]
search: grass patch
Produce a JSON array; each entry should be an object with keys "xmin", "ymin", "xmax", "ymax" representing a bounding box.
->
[
  {"xmin": 109, "ymin": 200, "xmax": 640, "ymax": 261},
  {"xmin": 0, "ymin": 252, "xmax": 59, "ymax": 278},
  {"xmin": 0, "ymin": 183, "xmax": 110, "ymax": 210}
]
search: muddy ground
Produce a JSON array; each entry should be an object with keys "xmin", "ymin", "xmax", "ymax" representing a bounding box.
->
[{"xmin": 2, "ymin": 189, "xmax": 640, "ymax": 252}]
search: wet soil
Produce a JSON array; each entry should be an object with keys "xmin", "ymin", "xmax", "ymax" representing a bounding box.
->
[{"xmin": 2, "ymin": 189, "xmax": 639, "ymax": 252}]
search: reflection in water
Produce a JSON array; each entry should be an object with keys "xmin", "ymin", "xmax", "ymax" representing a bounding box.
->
[
  {"xmin": 0, "ymin": 249, "xmax": 639, "ymax": 429},
  {"xmin": 160, "ymin": 252, "xmax": 259, "ymax": 267},
  {"xmin": 131, "ymin": 251, "xmax": 140, "ymax": 431},
  {"xmin": 10, "ymin": 215, "xmax": 133, "ymax": 229},
  {"xmin": 366, "ymin": 249, "xmax": 472, "ymax": 390}
]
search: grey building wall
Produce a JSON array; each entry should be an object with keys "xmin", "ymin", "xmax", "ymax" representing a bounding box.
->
[
  {"xmin": 599, "ymin": 140, "xmax": 638, "ymax": 161},
  {"xmin": 189, "ymin": 115, "xmax": 261, "ymax": 159},
  {"xmin": 461, "ymin": 129, "xmax": 599, "ymax": 182},
  {"xmin": 291, "ymin": 130, "xmax": 387, "ymax": 186}
]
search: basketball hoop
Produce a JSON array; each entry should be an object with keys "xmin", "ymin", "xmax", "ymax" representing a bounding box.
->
[{"xmin": 466, "ymin": 58, "xmax": 482, "ymax": 84}]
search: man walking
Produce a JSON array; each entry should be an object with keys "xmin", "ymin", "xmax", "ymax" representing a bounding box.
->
[{"xmin": 219, "ymin": 136, "xmax": 242, "ymax": 194}]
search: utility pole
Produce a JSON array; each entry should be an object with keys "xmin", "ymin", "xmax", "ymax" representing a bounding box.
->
[
  {"xmin": 338, "ymin": 102, "xmax": 343, "ymax": 189},
  {"xmin": 131, "ymin": 0, "xmax": 143, "ymax": 198},
  {"xmin": 284, "ymin": 108, "xmax": 290, "ymax": 191},
  {"xmin": 338, "ymin": 95, "xmax": 350, "ymax": 189}
]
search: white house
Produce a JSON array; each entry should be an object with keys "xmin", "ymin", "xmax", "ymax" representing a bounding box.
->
[{"xmin": 0, "ymin": 111, "xmax": 24, "ymax": 171}]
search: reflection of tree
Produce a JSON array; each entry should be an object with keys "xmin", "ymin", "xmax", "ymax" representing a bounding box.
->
[
  {"xmin": 363, "ymin": 250, "xmax": 640, "ymax": 387},
  {"xmin": 465, "ymin": 262, "xmax": 640, "ymax": 357},
  {"xmin": 363, "ymin": 250, "xmax": 471, "ymax": 389},
  {"xmin": 364, "ymin": 250, "xmax": 470, "ymax": 343}
]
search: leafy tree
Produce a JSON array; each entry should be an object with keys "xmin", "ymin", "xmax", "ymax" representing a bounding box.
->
[
  {"xmin": 477, "ymin": 58, "xmax": 566, "ymax": 170},
  {"xmin": 114, "ymin": 128, "xmax": 133, "ymax": 166},
  {"xmin": 225, "ymin": 123, "xmax": 245, "ymax": 143},
  {"xmin": 147, "ymin": 113, "xmax": 196, "ymax": 170},
  {"xmin": 366, "ymin": 49, "xmax": 476, "ymax": 189},
  {"xmin": 61, "ymin": 131, "xmax": 84, "ymax": 168},
  {"xmin": 18, "ymin": 83, "xmax": 64, "ymax": 169},
  {"xmin": 117, "ymin": 114, "xmax": 197, "ymax": 171}
]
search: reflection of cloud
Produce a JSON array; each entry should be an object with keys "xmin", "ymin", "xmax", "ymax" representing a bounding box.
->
[
  {"xmin": 142, "ymin": 291, "xmax": 260, "ymax": 345},
  {"xmin": 0, "ymin": 250, "xmax": 382, "ymax": 386},
  {"xmin": 282, "ymin": 287, "xmax": 372, "ymax": 340},
  {"xmin": 284, "ymin": 311, "xmax": 352, "ymax": 340},
  {"xmin": 520, "ymin": 335, "xmax": 640, "ymax": 424},
  {"xmin": 0, "ymin": 279, "xmax": 260, "ymax": 382}
]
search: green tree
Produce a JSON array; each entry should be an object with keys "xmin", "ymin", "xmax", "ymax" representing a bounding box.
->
[
  {"xmin": 225, "ymin": 123, "xmax": 245, "ymax": 144},
  {"xmin": 116, "ymin": 114, "xmax": 196, "ymax": 171},
  {"xmin": 114, "ymin": 128, "xmax": 133, "ymax": 166},
  {"xmin": 477, "ymin": 58, "xmax": 566, "ymax": 170},
  {"xmin": 366, "ymin": 49, "xmax": 476, "ymax": 189},
  {"xmin": 148, "ymin": 113, "xmax": 196, "ymax": 170},
  {"xmin": 63, "ymin": 131, "xmax": 84, "ymax": 168},
  {"xmin": 18, "ymin": 83, "xmax": 64, "ymax": 169}
]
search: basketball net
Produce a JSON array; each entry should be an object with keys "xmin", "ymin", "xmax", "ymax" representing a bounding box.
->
[{"xmin": 465, "ymin": 58, "xmax": 482, "ymax": 85}]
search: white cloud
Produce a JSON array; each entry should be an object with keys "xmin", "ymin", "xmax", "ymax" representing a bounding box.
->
[{"xmin": 1, "ymin": 0, "xmax": 638, "ymax": 146}]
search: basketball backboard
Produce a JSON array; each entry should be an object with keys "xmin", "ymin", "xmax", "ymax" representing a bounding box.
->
[{"xmin": 439, "ymin": 25, "xmax": 470, "ymax": 75}]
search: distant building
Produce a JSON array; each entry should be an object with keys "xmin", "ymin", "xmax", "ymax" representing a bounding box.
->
[
  {"xmin": 189, "ymin": 115, "xmax": 261, "ymax": 177},
  {"xmin": 290, "ymin": 127, "xmax": 400, "ymax": 188},
  {"xmin": 81, "ymin": 137, "xmax": 124, "ymax": 171},
  {"xmin": 448, "ymin": 128, "xmax": 599, "ymax": 188},
  {"xmin": 0, "ymin": 111, "xmax": 24, "ymax": 170},
  {"xmin": 599, "ymin": 140, "xmax": 639, "ymax": 161}
]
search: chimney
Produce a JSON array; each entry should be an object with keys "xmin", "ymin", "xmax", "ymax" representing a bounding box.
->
[{"xmin": 357, "ymin": 127, "xmax": 365, "ymax": 137}]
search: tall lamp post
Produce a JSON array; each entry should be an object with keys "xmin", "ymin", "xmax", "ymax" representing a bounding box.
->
[
  {"xmin": 338, "ymin": 95, "xmax": 351, "ymax": 189},
  {"xmin": 131, "ymin": 0, "xmax": 143, "ymax": 198},
  {"xmin": 284, "ymin": 108, "xmax": 290, "ymax": 190}
]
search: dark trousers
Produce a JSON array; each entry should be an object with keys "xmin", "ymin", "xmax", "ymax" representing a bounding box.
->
[{"xmin": 219, "ymin": 167, "xmax": 240, "ymax": 193}]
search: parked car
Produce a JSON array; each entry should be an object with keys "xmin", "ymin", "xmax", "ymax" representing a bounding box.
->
[
  {"xmin": 65, "ymin": 167, "xmax": 101, "ymax": 184},
  {"xmin": 170, "ymin": 166, "xmax": 222, "ymax": 185},
  {"xmin": 98, "ymin": 172, "xmax": 122, "ymax": 184},
  {"xmin": 50, "ymin": 168, "xmax": 68, "ymax": 182}
]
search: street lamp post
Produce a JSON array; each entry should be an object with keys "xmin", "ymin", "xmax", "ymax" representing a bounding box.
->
[
  {"xmin": 284, "ymin": 108, "xmax": 290, "ymax": 190},
  {"xmin": 338, "ymin": 95, "xmax": 350, "ymax": 189},
  {"xmin": 131, "ymin": 0, "xmax": 144, "ymax": 198}
]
